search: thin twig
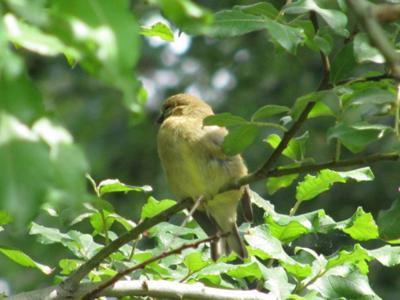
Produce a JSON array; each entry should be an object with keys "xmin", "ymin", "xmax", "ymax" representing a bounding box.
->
[
  {"xmin": 267, "ymin": 152, "xmax": 399, "ymax": 178},
  {"xmin": 81, "ymin": 234, "xmax": 225, "ymax": 300}
]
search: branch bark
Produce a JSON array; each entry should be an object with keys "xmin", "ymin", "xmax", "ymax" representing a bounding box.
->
[{"xmin": 5, "ymin": 280, "xmax": 273, "ymax": 300}]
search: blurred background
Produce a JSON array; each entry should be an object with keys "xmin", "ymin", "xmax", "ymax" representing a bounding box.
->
[{"xmin": 1, "ymin": 0, "xmax": 399, "ymax": 297}]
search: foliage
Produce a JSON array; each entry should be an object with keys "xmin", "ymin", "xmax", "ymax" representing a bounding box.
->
[{"xmin": 1, "ymin": 0, "xmax": 400, "ymax": 299}]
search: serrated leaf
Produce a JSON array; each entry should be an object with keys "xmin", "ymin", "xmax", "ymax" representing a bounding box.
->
[
  {"xmin": 98, "ymin": 178, "xmax": 152, "ymax": 196},
  {"xmin": 0, "ymin": 246, "xmax": 52, "ymax": 274},
  {"xmin": 310, "ymin": 267, "xmax": 380, "ymax": 299},
  {"xmin": 183, "ymin": 252, "xmax": 209, "ymax": 272},
  {"xmin": 267, "ymin": 174, "xmax": 299, "ymax": 195},
  {"xmin": 369, "ymin": 245, "xmax": 400, "ymax": 267},
  {"xmin": 227, "ymin": 261, "xmax": 263, "ymax": 279},
  {"xmin": 223, "ymin": 124, "xmax": 258, "ymax": 155},
  {"xmin": 327, "ymin": 123, "xmax": 391, "ymax": 153},
  {"xmin": 326, "ymin": 244, "xmax": 372, "ymax": 274},
  {"xmin": 296, "ymin": 169, "xmax": 346, "ymax": 202},
  {"xmin": 141, "ymin": 197, "xmax": 176, "ymax": 220},
  {"xmin": 266, "ymin": 215, "xmax": 309, "ymax": 243},
  {"xmin": 140, "ymin": 22, "xmax": 174, "ymax": 42},
  {"xmin": 251, "ymin": 105, "xmax": 290, "ymax": 121},
  {"xmin": 203, "ymin": 113, "xmax": 247, "ymax": 127},
  {"xmin": 341, "ymin": 207, "xmax": 379, "ymax": 241},
  {"xmin": 338, "ymin": 167, "xmax": 374, "ymax": 182}
]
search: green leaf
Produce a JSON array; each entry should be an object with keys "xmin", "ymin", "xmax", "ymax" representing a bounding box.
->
[
  {"xmin": 353, "ymin": 33, "xmax": 384, "ymax": 64},
  {"xmin": 265, "ymin": 132, "xmax": 309, "ymax": 161},
  {"xmin": 369, "ymin": 245, "xmax": 400, "ymax": 267},
  {"xmin": 30, "ymin": 222, "xmax": 72, "ymax": 245},
  {"xmin": 50, "ymin": 0, "xmax": 142, "ymax": 112},
  {"xmin": 140, "ymin": 22, "xmax": 174, "ymax": 42},
  {"xmin": 285, "ymin": 0, "xmax": 348, "ymax": 37},
  {"xmin": 326, "ymin": 244, "xmax": 372, "ymax": 274},
  {"xmin": 150, "ymin": 0, "xmax": 212, "ymax": 34},
  {"xmin": 296, "ymin": 170, "xmax": 346, "ymax": 202},
  {"xmin": 183, "ymin": 252, "xmax": 209, "ymax": 272},
  {"xmin": 311, "ymin": 267, "xmax": 380, "ymax": 299},
  {"xmin": 291, "ymin": 90, "xmax": 336, "ymax": 120},
  {"xmin": 0, "ymin": 210, "xmax": 12, "ymax": 226},
  {"xmin": 249, "ymin": 190, "xmax": 276, "ymax": 215},
  {"xmin": 223, "ymin": 124, "xmax": 258, "ymax": 155},
  {"xmin": 239, "ymin": 2, "xmax": 279, "ymax": 18},
  {"xmin": 267, "ymin": 174, "xmax": 299, "ymax": 195},
  {"xmin": 4, "ymin": 13, "xmax": 79, "ymax": 58},
  {"xmin": 245, "ymin": 225, "xmax": 288, "ymax": 261},
  {"xmin": 0, "ymin": 245, "xmax": 52, "ymax": 274},
  {"xmin": 0, "ymin": 114, "xmax": 52, "ymax": 227},
  {"xmin": 141, "ymin": 197, "xmax": 176, "ymax": 220},
  {"xmin": 337, "ymin": 167, "xmax": 374, "ymax": 182},
  {"xmin": 227, "ymin": 261, "xmax": 263, "ymax": 279},
  {"xmin": 341, "ymin": 207, "xmax": 379, "ymax": 241},
  {"xmin": 98, "ymin": 178, "xmax": 152, "ymax": 196},
  {"xmin": 59, "ymin": 259, "xmax": 82, "ymax": 275},
  {"xmin": 259, "ymin": 266, "xmax": 295, "ymax": 299},
  {"xmin": 327, "ymin": 122, "xmax": 391, "ymax": 153},
  {"xmin": 265, "ymin": 215, "xmax": 309, "ymax": 243},
  {"xmin": 377, "ymin": 199, "xmax": 400, "ymax": 241},
  {"xmin": 209, "ymin": 9, "xmax": 266, "ymax": 38},
  {"xmin": 264, "ymin": 19, "xmax": 304, "ymax": 54},
  {"xmin": 203, "ymin": 113, "xmax": 247, "ymax": 127},
  {"xmin": 330, "ymin": 43, "xmax": 356, "ymax": 83},
  {"xmin": 251, "ymin": 105, "xmax": 290, "ymax": 121}
]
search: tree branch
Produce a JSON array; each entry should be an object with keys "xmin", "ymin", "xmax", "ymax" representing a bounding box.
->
[
  {"xmin": 348, "ymin": 0, "xmax": 400, "ymax": 79},
  {"xmin": 60, "ymin": 198, "xmax": 193, "ymax": 294},
  {"xmin": 82, "ymin": 233, "xmax": 226, "ymax": 300},
  {"xmin": 266, "ymin": 152, "xmax": 399, "ymax": 177},
  {"xmin": 5, "ymin": 280, "xmax": 273, "ymax": 300},
  {"xmin": 372, "ymin": 3, "xmax": 400, "ymax": 23}
]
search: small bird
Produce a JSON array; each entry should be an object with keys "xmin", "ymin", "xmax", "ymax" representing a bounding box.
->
[{"xmin": 157, "ymin": 93, "xmax": 252, "ymax": 260}]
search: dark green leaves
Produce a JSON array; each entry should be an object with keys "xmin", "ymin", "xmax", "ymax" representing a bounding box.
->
[
  {"xmin": 203, "ymin": 113, "xmax": 247, "ymax": 127},
  {"xmin": 209, "ymin": 4, "xmax": 304, "ymax": 54},
  {"xmin": 327, "ymin": 123, "xmax": 391, "ymax": 153},
  {"xmin": 252, "ymin": 105, "xmax": 290, "ymax": 121},
  {"xmin": 223, "ymin": 125, "xmax": 258, "ymax": 156}
]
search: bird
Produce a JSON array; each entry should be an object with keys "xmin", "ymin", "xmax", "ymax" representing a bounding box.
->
[{"xmin": 157, "ymin": 93, "xmax": 252, "ymax": 260}]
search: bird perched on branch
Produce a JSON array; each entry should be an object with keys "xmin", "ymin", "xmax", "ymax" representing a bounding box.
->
[{"xmin": 157, "ymin": 93, "xmax": 252, "ymax": 260}]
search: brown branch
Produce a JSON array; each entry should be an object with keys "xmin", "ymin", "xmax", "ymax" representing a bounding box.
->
[
  {"xmin": 372, "ymin": 3, "xmax": 400, "ymax": 23},
  {"xmin": 336, "ymin": 73, "xmax": 393, "ymax": 86},
  {"xmin": 348, "ymin": 0, "xmax": 400, "ymax": 79},
  {"xmin": 266, "ymin": 152, "xmax": 399, "ymax": 177},
  {"xmin": 60, "ymin": 198, "xmax": 193, "ymax": 294},
  {"xmin": 82, "ymin": 233, "xmax": 225, "ymax": 300}
]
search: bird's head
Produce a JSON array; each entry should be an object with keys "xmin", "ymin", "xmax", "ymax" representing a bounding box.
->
[{"xmin": 157, "ymin": 94, "xmax": 213, "ymax": 124}]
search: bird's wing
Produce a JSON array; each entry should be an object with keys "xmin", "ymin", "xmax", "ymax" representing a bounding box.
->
[{"xmin": 201, "ymin": 125, "xmax": 229, "ymax": 160}]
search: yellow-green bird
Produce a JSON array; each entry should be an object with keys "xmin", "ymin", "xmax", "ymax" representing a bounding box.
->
[{"xmin": 157, "ymin": 93, "xmax": 252, "ymax": 260}]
